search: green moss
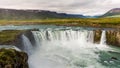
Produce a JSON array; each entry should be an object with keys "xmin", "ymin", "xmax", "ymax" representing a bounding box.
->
[
  {"xmin": 106, "ymin": 31, "xmax": 120, "ymax": 46},
  {"xmin": 0, "ymin": 48, "xmax": 28, "ymax": 68}
]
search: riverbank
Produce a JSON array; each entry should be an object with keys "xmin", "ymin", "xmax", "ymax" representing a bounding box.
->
[
  {"xmin": 0, "ymin": 30, "xmax": 25, "ymax": 45},
  {"xmin": 0, "ymin": 18, "xmax": 120, "ymax": 29}
]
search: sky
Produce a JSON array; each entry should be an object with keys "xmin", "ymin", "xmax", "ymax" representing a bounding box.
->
[{"xmin": 0, "ymin": 0, "xmax": 120, "ymax": 16}]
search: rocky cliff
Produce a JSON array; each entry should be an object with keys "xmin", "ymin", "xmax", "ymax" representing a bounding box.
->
[
  {"xmin": 94, "ymin": 29, "xmax": 120, "ymax": 46},
  {"xmin": 0, "ymin": 29, "xmax": 120, "ymax": 47},
  {"xmin": 106, "ymin": 30, "xmax": 120, "ymax": 47}
]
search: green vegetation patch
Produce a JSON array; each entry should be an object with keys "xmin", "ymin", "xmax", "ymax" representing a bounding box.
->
[
  {"xmin": 0, "ymin": 30, "xmax": 25, "ymax": 45},
  {"xmin": 0, "ymin": 48, "xmax": 28, "ymax": 68},
  {"xmin": 0, "ymin": 18, "xmax": 120, "ymax": 28}
]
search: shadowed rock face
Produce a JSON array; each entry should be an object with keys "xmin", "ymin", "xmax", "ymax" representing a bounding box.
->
[
  {"xmin": 15, "ymin": 30, "xmax": 37, "ymax": 51},
  {"xmin": 94, "ymin": 30, "xmax": 102, "ymax": 43},
  {"xmin": 106, "ymin": 30, "xmax": 120, "ymax": 47},
  {"xmin": 94, "ymin": 29, "xmax": 120, "ymax": 46},
  {"xmin": 0, "ymin": 48, "xmax": 28, "ymax": 68}
]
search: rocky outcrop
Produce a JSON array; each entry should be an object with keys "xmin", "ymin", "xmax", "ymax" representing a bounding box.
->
[
  {"xmin": 94, "ymin": 29, "xmax": 120, "ymax": 46},
  {"xmin": 15, "ymin": 30, "xmax": 37, "ymax": 50},
  {"xmin": 106, "ymin": 30, "xmax": 120, "ymax": 47},
  {"xmin": 0, "ymin": 48, "xmax": 28, "ymax": 68},
  {"xmin": 94, "ymin": 30, "xmax": 102, "ymax": 43}
]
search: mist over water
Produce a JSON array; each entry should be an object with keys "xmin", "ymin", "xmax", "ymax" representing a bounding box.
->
[{"xmin": 22, "ymin": 29, "xmax": 120, "ymax": 68}]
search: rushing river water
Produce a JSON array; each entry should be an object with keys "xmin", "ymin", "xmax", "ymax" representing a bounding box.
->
[{"xmin": 0, "ymin": 25, "xmax": 120, "ymax": 68}]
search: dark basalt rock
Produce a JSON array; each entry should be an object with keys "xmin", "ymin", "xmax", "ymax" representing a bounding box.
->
[
  {"xmin": 111, "ymin": 57, "xmax": 118, "ymax": 60},
  {"xmin": 0, "ymin": 48, "xmax": 28, "ymax": 68}
]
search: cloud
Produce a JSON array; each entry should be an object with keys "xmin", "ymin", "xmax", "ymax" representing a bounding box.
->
[{"xmin": 0, "ymin": 0, "xmax": 120, "ymax": 15}]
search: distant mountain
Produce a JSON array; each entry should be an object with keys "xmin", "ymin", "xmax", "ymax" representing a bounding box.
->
[
  {"xmin": 0, "ymin": 8, "xmax": 85, "ymax": 20},
  {"xmin": 84, "ymin": 15, "xmax": 100, "ymax": 18},
  {"xmin": 101, "ymin": 8, "xmax": 120, "ymax": 17}
]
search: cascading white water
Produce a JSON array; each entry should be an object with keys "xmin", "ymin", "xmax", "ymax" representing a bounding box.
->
[
  {"xmin": 26, "ymin": 29, "xmax": 108, "ymax": 68},
  {"xmin": 100, "ymin": 31, "xmax": 106, "ymax": 45},
  {"xmin": 22, "ymin": 34, "xmax": 33, "ymax": 55},
  {"xmin": 22, "ymin": 29, "xmax": 120, "ymax": 68},
  {"xmin": 87, "ymin": 31, "xmax": 94, "ymax": 43},
  {"xmin": 32, "ymin": 30, "xmax": 94, "ymax": 42}
]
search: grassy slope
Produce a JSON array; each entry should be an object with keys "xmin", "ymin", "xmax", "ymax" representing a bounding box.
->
[
  {"xmin": 0, "ymin": 30, "xmax": 25, "ymax": 45},
  {"xmin": 0, "ymin": 18, "xmax": 120, "ymax": 45},
  {"xmin": 0, "ymin": 18, "xmax": 120, "ymax": 28}
]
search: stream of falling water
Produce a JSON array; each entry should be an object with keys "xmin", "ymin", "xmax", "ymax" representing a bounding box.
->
[{"xmin": 22, "ymin": 29, "xmax": 120, "ymax": 68}]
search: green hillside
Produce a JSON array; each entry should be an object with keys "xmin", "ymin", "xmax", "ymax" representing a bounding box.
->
[
  {"xmin": 102, "ymin": 8, "xmax": 120, "ymax": 17},
  {"xmin": 0, "ymin": 8, "xmax": 85, "ymax": 20}
]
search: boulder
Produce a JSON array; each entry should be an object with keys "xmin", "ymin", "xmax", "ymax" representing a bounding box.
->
[{"xmin": 0, "ymin": 48, "xmax": 28, "ymax": 68}]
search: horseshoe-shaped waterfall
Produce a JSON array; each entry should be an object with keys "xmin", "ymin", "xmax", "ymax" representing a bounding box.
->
[{"xmin": 22, "ymin": 28, "xmax": 120, "ymax": 68}]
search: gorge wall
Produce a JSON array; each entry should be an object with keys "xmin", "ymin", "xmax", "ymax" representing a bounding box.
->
[
  {"xmin": 94, "ymin": 29, "xmax": 120, "ymax": 47},
  {"xmin": 0, "ymin": 29, "xmax": 119, "ymax": 47},
  {"xmin": 20, "ymin": 29, "xmax": 120, "ymax": 48},
  {"xmin": 0, "ymin": 29, "xmax": 120, "ymax": 68}
]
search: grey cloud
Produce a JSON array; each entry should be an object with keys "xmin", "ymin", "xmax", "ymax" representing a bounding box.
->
[{"xmin": 0, "ymin": 0, "xmax": 119, "ymax": 15}]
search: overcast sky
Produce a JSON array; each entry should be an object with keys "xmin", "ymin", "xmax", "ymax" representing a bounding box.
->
[{"xmin": 0, "ymin": 0, "xmax": 120, "ymax": 16}]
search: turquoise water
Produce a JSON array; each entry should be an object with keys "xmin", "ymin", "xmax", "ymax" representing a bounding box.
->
[
  {"xmin": 0, "ymin": 25, "xmax": 119, "ymax": 68},
  {"xmin": 0, "ymin": 25, "xmax": 114, "ymax": 31}
]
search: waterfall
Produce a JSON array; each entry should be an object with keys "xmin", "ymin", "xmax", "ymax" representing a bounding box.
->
[
  {"xmin": 100, "ymin": 30, "xmax": 106, "ymax": 45},
  {"xmin": 32, "ymin": 30, "xmax": 94, "ymax": 43},
  {"xmin": 22, "ymin": 34, "xmax": 33, "ymax": 55},
  {"xmin": 21, "ymin": 28, "xmax": 120, "ymax": 68},
  {"xmin": 87, "ymin": 31, "xmax": 94, "ymax": 43},
  {"xmin": 28, "ymin": 29, "xmax": 103, "ymax": 68}
]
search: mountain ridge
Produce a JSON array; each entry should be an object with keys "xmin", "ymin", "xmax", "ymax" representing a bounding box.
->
[
  {"xmin": 0, "ymin": 8, "xmax": 86, "ymax": 20},
  {"xmin": 101, "ymin": 8, "xmax": 120, "ymax": 17}
]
